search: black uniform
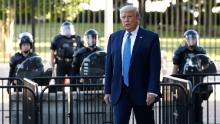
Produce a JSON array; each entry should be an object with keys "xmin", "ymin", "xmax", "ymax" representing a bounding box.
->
[
  {"xmin": 9, "ymin": 52, "xmax": 37, "ymax": 78},
  {"xmin": 72, "ymin": 46, "xmax": 102, "ymax": 75},
  {"xmin": 8, "ymin": 52, "xmax": 37, "ymax": 88},
  {"xmin": 173, "ymin": 45, "xmax": 206, "ymax": 74},
  {"xmin": 50, "ymin": 34, "xmax": 83, "ymax": 86},
  {"xmin": 172, "ymin": 45, "xmax": 207, "ymax": 124}
]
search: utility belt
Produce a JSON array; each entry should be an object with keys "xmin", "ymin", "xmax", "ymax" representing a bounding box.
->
[{"xmin": 56, "ymin": 56, "xmax": 73, "ymax": 62}]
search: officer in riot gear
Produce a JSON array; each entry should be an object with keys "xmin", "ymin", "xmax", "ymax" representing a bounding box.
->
[
  {"xmin": 172, "ymin": 29, "xmax": 207, "ymax": 75},
  {"xmin": 8, "ymin": 32, "xmax": 38, "ymax": 91},
  {"xmin": 50, "ymin": 21, "xmax": 83, "ymax": 90},
  {"xmin": 172, "ymin": 29, "xmax": 215, "ymax": 124},
  {"xmin": 72, "ymin": 29, "xmax": 103, "ymax": 76},
  {"xmin": 9, "ymin": 32, "xmax": 37, "ymax": 78},
  {"xmin": 9, "ymin": 32, "xmax": 52, "ymax": 88}
]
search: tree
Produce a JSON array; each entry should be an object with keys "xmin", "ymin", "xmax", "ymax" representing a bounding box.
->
[
  {"xmin": 0, "ymin": 0, "xmax": 16, "ymax": 52},
  {"xmin": 0, "ymin": 0, "xmax": 90, "ymax": 52},
  {"xmin": 35, "ymin": 0, "xmax": 90, "ymax": 22},
  {"xmin": 0, "ymin": 0, "xmax": 90, "ymax": 22}
]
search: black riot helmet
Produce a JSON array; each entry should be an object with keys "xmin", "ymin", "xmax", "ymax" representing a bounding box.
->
[
  {"xmin": 60, "ymin": 21, "xmax": 75, "ymax": 37},
  {"xmin": 184, "ymin": 29, "xmax": 199, "ymax": 49},
  {"xmin": 18, "ymin": 32, "xmax": 33, "ymax": 49},
  {"xmin": 84, "ymin": 29, "xmax": 98, "ymax": 47}
]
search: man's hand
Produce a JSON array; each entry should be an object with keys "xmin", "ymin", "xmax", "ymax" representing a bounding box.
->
[
  {"xmin": 51, "ymin": 67, "xmax": 56, "ymax": 77},
  {"xmin": 146, "ymin": 93, "xmax": 156, "ymax": 106},
  {"xmin": 104, "ymin": 94, "xmax": 111, "ymax": 105},
  {"xmin": 7, "ymin": 81, "xmax": 12, "ymax": 94}
]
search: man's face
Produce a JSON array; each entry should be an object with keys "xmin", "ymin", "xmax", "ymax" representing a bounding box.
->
[
  {"xmin": 120, "ymin": 11, "xmax": 139, "ymax": 32},
  {"xmin": 186, "ymin": 37, "xmax": 197, "ymax": 47},
  {"xmin": 87, "ymin": 35, "xmax": 96, "ymax": 47},
  {"xmin": 21, "ymin": 43, "xmax": 31, "ymax": 53}
]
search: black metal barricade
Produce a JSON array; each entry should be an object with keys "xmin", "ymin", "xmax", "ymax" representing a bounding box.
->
[
  {"xmin": 172, "ymin": 73, "xmax": 220, "ymax": 124},
  {"xmin": 0, "ymin": 76, "xmax": 194, "ymax": 124},
  {"xmin": 188, "ymin": 73, "xmax": 220, "ymax": 124},
  {"xmin": 2, "ymin": 74, "xmax": 220, "ymax": 124},
  {"xmin": 190, "ymin": 82, "xmax": 220, "ymax": 124},
  {"xmin": 156, "ymin": 76, "xmax": 190, "ymax": 124},
  {"xmin": 0, "ymin": 77, "xmax": 37, "ymax": 124},
  {"xmin": 38, "ymin": 76, "xmax": 113, "ymax": 124},
  {"xmin": 36, "ymin": 76, "xmax": 190, "ymax": 124}
]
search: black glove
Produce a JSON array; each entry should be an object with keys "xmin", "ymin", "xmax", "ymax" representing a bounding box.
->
[{"xmin": 7, "ymin": 81, "xmax": 12, "ymax": 94}]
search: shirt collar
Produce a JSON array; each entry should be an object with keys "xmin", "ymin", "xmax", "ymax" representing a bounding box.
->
[{"xmin": 125, "ymin": 25, "xmax": 139, "ymax": 36}]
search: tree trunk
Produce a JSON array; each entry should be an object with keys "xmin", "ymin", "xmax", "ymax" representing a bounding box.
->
[{"xmin": 0, "ymin": 8, "xmax": 15, "ymax": 54}]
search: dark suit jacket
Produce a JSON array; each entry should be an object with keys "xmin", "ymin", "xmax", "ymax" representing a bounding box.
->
[{"xmin": 104, "ymin": 27, "xmax": 161, "ymax": 105}]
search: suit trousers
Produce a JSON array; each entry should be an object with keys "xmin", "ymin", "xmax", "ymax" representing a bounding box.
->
[{"xmin": 113, "ymin": 80, "xmax": 155, "ymax": 124}]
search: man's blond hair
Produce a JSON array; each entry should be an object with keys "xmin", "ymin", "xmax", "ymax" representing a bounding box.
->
[{"xmin": 119, "ymin": 5, "xmax": 140, "ymax": 19}]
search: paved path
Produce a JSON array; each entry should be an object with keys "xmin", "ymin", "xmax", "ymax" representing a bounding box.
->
[{"xmin": 0, "ymin": 63, "xmax": 9, "ymax": 77}]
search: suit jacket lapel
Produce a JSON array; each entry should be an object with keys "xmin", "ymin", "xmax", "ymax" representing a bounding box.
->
[
  {"xmin": 130, "ymin": 28, "xmax": 144, "ymax": 65},
  {"xmin": 118, "ymin": 30, "xmax": 126, "ymax": 74}
]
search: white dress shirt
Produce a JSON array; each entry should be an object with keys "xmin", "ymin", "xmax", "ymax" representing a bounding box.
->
[{"xmin": 121, "ymin": 25, "xmax": 139, "ymax": 65}]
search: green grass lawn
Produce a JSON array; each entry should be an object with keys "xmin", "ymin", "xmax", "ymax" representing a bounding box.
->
[
  {"xmin": 1, "ymin": 23, "xmax": 220, "ymax": 63},
  {"xmin": 1, "ymin": 37, "xmax": 220, "ymax": 63}
]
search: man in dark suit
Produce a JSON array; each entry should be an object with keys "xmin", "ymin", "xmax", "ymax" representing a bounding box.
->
[{"xmin": 104, "ymin": 5, "xmax": 161, "ymax": 124}]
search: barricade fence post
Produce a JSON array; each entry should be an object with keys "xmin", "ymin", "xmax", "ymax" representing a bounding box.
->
[
  {"xmin": 159, "ymin": 76, "xmax": 190, "ymax": 124},
  {"xmin": 0, "ymin": 77, "xmax": 37, "ymax": 124},
  {"xmin": 38, "ymin": 76, "xmax": 113, "ymax": 124},
  {"xmin": 172, "ymin": 73, "xmax": 220, "ymax": 124}
]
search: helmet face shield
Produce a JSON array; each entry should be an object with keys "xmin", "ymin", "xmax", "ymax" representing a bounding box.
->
[
  {"xmin": 184, "ymin": 29, "xmax": 199, "ymax": 48},
  {"xmin": 60, "ymin": 22, "xmax": 75, "ymax": 37},
  {"xmin": 84, "ymin": 29, "xmax": 98, "ymax": 47},
  {"xmin": 186, "ymin": 35, "xmax": 198, "ymax": 47},
  {"xmin": 86, "ymin": 35, "xmax": 96, "ymax": 47}
]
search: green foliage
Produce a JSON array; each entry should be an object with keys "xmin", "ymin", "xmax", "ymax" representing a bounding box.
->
[
  {"xmin": 0, "ymin": 0, "xmax": 90, "ymax": 21},
  {"xmin": 35, "ymin": 0, "xmax": 90, "ymax": 21}
]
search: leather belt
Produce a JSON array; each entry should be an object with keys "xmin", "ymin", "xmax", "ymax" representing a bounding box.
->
[{"xmin": 56, "ymin": 56, "xmax": 73, "ymax": 62}]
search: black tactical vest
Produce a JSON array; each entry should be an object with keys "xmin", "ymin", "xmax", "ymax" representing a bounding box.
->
[{"xmin": 56, "ymin": 35, "xmax": 83, "ymax": 58}]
